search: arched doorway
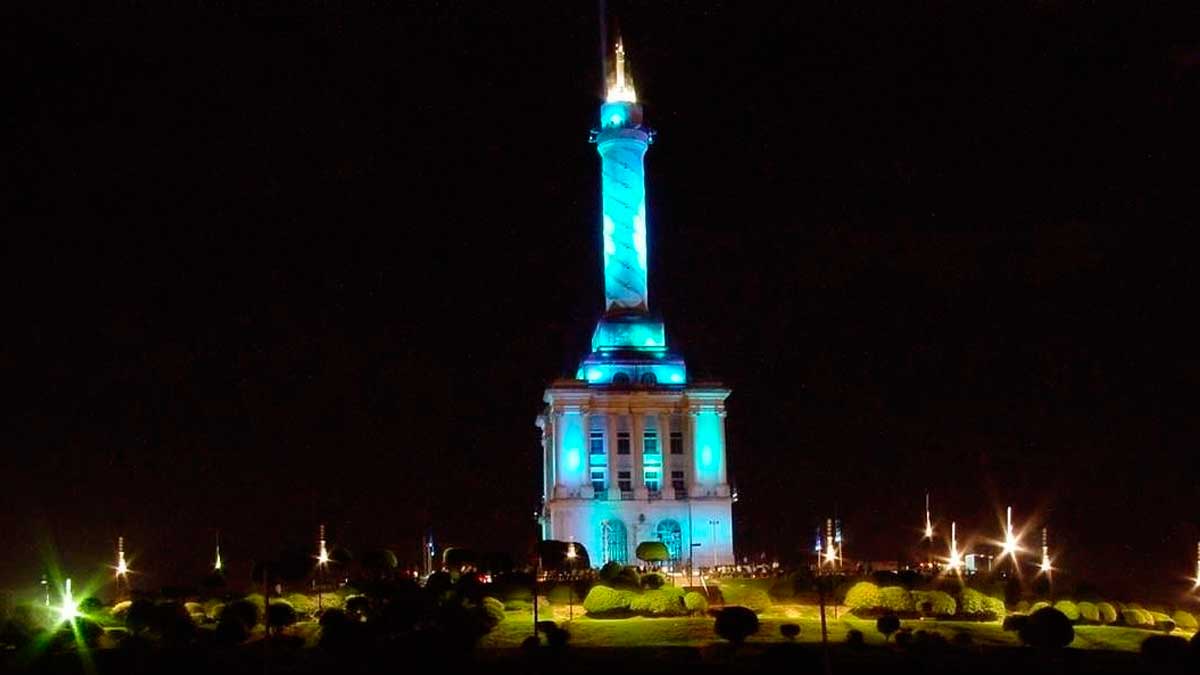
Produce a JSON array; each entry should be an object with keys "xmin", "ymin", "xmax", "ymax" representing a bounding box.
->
[
  {"xmin": 655, "ymin": 519, "xmax": 683, "ymax": 567},
  {"xmin": 601, "ymin": 520, "xmax": 628, "ymax": 565}
]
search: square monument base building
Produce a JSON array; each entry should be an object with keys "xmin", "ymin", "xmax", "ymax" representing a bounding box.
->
[{"xmin": 536, "ymin": 41, "xmax": 735, "ymax": 569}]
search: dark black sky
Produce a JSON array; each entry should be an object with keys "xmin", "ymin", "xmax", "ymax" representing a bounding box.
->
[{"xmin": 5, "ymin": 3, "xmax": 1200, "ymax": 600}]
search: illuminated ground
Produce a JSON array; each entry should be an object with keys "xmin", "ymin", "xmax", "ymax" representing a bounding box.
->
[{"xmin": 481, "ymin": 604, "xmax": 1194, "ymax": 652}]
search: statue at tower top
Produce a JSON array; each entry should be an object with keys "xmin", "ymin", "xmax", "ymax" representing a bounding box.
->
[{"xmin": 607, "ymin": 39, "xmax": 637, "ymax": 103}]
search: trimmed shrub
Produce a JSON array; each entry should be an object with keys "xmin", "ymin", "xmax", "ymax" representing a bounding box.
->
[
  {"xmin": 344, "ymin": 595, "xmax": 370, "ymax": 620},
  {"xmin": 1018, "ymin": 607, "xmax": 1074, "ymax": 649},
  {"xmin": 629, "ymin": 589, "xmax": 686, "ymax": 617},
  {"xmin": 984, "ymin": 597, "xmax": 1007, "ymax": 621},
  {"xmin": 714, "ymin": 606, "xmax": 759, "ymax": 645},
  {"xmin": 684, "ymin": 592, "xmax": 708, "ymax": 614},
  {"xmin": 1149, "ymin": 611, "xmax": 1175, "ymax": 633},
  {"xmin": 912, "ymin": 590, "xmax": 956, "ymax": 617},
  {"xmin": 285, "ymin": 593, "xmax": 317, "ymax": 616},
  {"xmin": 1015, "ymin": 600, "xmax": 1030, "ymax": 613},
  {"xmin": 1121, "ymin": 608, "xmax": 1154, "ymax": 628},
  {"xmin": 780, "ymin": 623, "xmax": 800, "ymax": 640},
  {"xmin": 1029, "ymin": 601, "xmax": 1050, "ymax": 613},
  {"xmin": 1053, "ymin": 600, "xmax": 1080, "ymax": 622},
  {"xmin": 267, "ymin": 601, "xmax": 297, "ymax": 628},
  {"xmin": 958, "ymin": 588, "xmax": 998, "ymax": 618},
  {"xmin": 1097, "ymin": 602, "xmax": 1118, "ymax": 625},
  {"xmin": 1077, "ymin": 601, "xmax": 1099, "ymax": 624},
  {"xmin": 877, "ymin": 614, "xmax": 901, "ymax": 641},
  {"xmin": 598, "ymin": 561, "xmax": 623, "ymax": 584},
  {"xmin": 846, "ymin": 629, "xmax": 865, "ymax": 648},
  {"xmin": 611, "ymin": 566, "xmax": 642, "ymax": 591},
  {"xmin": 482, "ymin": 597, "xmax": 506, "ymax": 627},
  {"xmin": 878, "ymin": 587, "xmax": 914, "ymax": 613},
  {"xmin": 1171, "ymin": 609, "xmax": 1197, "ymax": 631},
  {"xmin": 844, "ymin": 581, "xmax": 881, "ymax": 613},
  {"xmin": 641, "ymin": 572, "xmax": 666, "ymax": 590},
  {"xmin": 582, "ymin": 586, "xmax": 632, "ymax": 615}
]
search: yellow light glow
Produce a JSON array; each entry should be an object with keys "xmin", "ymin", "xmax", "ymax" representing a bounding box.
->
[
  {"xmin": 1000, "ymin": 506, "xmax": 1022, "ymax": 559},
  {"xmin": 567, "ymin": 543, "xmax": 577, "ymax": 560},
  {"xmin": 923, "ymin": 492, "xmax": 934, "ymax": 540},
  {"xmin": 606, "ymin": 39, "xmax": 637, "ymax": 103}
]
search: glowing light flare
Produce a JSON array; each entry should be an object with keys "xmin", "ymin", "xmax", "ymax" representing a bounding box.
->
[
  {"xmin": 317, "ymin": 524, "xmax": 330, "ymax": 566},
  {"xmin": 606, "ymin": 39, "xmax": 637, "ymax": 103},
  {"xmin": 947, "ymin": 522, "xmax": 962, "ymax": 572},
  {"xmin": 1038, "ymin": 527, "xmax": 1053, "ymax": 575},
  {"xmin": 115, "ymin": 537, "xmax": 129, "ymax": 578},
  {"xmin": 1194, "ymin": 541, "xmax": 1200, "ymax": 589},
  {"xmin": 565, "ymin": 448, "xmax": 581, "ymax": 471},
  {"xmin": 923, "ymin": 492, "xmax": 934, "ymax": 540},
  {"xmin": 1000, "ymin": 506, "xmax": 1022, "ymax": 559},
  {"xmin": 57, "ymin": 578, "xmax": 79, "ymax": 623}
]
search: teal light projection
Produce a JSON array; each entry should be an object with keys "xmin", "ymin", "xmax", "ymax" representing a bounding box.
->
[
  {"xmin": 693, "ymin": 409, "xmax": 724, "ymax": 485},
  {"xmin": 559, "ymin": 411, "xmax": 587, "ymax": 488},
  {"xmin": 596, "ymin": 103, "xmax": 650, "ymax": 314}
]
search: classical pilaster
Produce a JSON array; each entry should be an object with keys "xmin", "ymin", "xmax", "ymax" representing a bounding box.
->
[
  {"xmin": 658, "ymin": 412, "xmax": 673, "ymax": 499},
  {"xmin": 632, "ymin": 411, "xmax": 647, "ymax": 499},
  {"xmin": 606, "ymin": 413, "xmax": 620, "ymax": 499}
]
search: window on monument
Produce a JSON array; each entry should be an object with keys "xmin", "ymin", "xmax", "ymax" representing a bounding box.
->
[
  {"xmin": 645, "ymin": 467, "xmax": 661, "ymax": 493},
  {"xmin": 617, "ymin": 432, "xmax": 630, "ymax": 455},
  {"xmin": 672, "ymin": 470, "xmax": 686, "ymax": 498},
  {"xmin": 643, "ymin": 429, "xmax": 658, "ymax": 455},
  {"xmin": 589, "ymin": 431, "xmax": 605, "ymax": 465},
  {"xmin": 669, "ymin": 431, "xmax": 683, "ymax": 455},
  {"xmin": 618, "ymin": 470, "xmax": 632, "ymax": 493},
  {"xmin": 590, "ymin": 468, "xmax": 606, "ymax": 495}
]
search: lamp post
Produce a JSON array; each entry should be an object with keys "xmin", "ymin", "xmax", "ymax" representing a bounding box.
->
[
  {"xmin": 315, "ymin": 524, "xmax": 329, "ymax": 612},
  {"xmin": 566, "ymin": 543, "xmax": 577, "ymax": 621}
]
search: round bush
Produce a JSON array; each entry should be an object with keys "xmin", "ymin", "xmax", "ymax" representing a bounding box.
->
[
  {"xmin": 1053, "ymin": 600, "xmax": 1080, "ymax": 622},
  {"xmin": 481, "ymin": 597, "xmax": 506, "ymax": 626},
  {"xmin": 684, "ymin": 591, "xmax": 708, "ymax": 614},
  {"xmin": 984, "ymin": 596, "xmax": 1007, "ymax": 621},
  {"xmin": 611, "ymin": 566, "xmax": 641, "ymax": 591},
  {"xmin": 724, "ymin": 587, "xmax": 771, "ymax": 613},
  {"xmin": 846, "ymin": 629, "xmax": 865, "ymax": 648},
  {"xmin": 1029, "ymin": 601, "xmax": 1050, "ymax": 613},
  {"xmin": 582, "ymin": 585, "xmax": 632, "ymax": 615},
  {"xmin": 844, "ymin": 581, "xmax": 881, "ymax": 613},
  {"xmin": 214, "ymin": 613, "xmax": 250, "ymax": 644},
  {"xmin": 714, "ymin": 606, "xmax": 759, "ymax": 645},
  {"xmin": 1122, "ymin": 608, "xmax": 1154, "ymax": 628},
  {"xmin": 876, "ymin": 614, "xmax": 901, "ymax": 640},
  {"xmin": 958, "ymin": 588, "xmax": 994, "ymax": 617},
  {"xmin": 641, "ymin": 572, "xmax": 665, "ymax": 590},
  {"xmin": 1018, "ymin": 607, "xmax": 1074, "ymax": 649},
  {"xmin": 1149, "ymin": 611, "xmax": 1175, "ymax": 633},
  {"xmin": 1077, "ymin": 601, "xmax": 1099, "ymax": 624},
  {"xmin": 598, "ymin": 561, "xmax": 623, "ymax": 584},
  {"xmin": 780, "ymin": 623, "xmax": 800, "ymax": 640},
  {"xmin": 1096, "ymin": 602, "xmax": 1118, "ymax": 625},
  {"xmin": 912, "ymin": 590, "xmax": 956, "ymax": 617},
  {"xmin": 1171, "ymin": 609, "xmax": 1197, "ymax": 631},
  {"xmin": 1015, "ymin": 600, "xmax": 1030, "ymax": 613},
  {"xmin": 878, "ymin": 586, "xmax": 914, "ymax": 613},
  {"xmin": 267, "ymin": 600, "xmax": 297, "ymax": 628}
]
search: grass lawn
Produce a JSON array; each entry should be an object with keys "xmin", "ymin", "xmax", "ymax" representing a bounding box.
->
[{"xmin": 482, "ymin": 603, "xmax": 1194, "ymax": 653}]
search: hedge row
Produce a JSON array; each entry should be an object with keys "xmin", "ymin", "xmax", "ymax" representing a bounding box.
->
[
  {"xmin": 843, "ymin": 582, "xmax": 1003, "ymax": 620},
  {"xmin": 582, "ymin": 586, "xmax": 689, "ymax": 617}
]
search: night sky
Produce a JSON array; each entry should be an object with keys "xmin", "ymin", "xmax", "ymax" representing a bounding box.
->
[{"xmin": 5, "ymin": 3, "xmax": 1200, "ymax": 600}]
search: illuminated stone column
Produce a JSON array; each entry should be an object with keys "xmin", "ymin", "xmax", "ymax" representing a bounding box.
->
[
  {"xmin": 606, "ymin": 414, "xmax": 620, "ymax": 499},
  {"xmin": 631, "ymin": 412, "xmax": 647, "ymax": 499},
  {"xmin": 580, "ymin": 410, "xmax": 592, "ymax": 497},
  {"xmin": 658, "ymin": 412, "xmax": 673, "ymax": 498}
]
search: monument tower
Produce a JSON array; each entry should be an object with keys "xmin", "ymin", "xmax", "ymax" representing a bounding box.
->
[{"xmin": 537, "ymin": 39, "xmax": 735, "ymax": 569}]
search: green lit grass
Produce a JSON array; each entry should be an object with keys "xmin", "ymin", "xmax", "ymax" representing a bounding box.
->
[{"xmin": 481, "ymin": 604, "xmax": 1195, "ymax": 653}]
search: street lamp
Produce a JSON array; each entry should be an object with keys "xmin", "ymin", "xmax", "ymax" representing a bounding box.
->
[
  {"xmin": 315, "ymin": 523, "xmax": 329, "ymax": 612},
  {"xmin": 566, "ymin": 543, "xmax": 577, "ymax": 621}
]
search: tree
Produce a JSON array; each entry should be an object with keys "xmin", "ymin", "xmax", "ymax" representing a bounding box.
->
[
  {"xmin": 360, "ymin": 549, "xmax": 399, "ymax": 580},
  {"xmin": 876, "ymin": 614, "xmax": 901, "ymax": 641},
  {"xmin": 780, "ymin": 623, "xmax": 800, "ymax": 640},
  {"xmin": 635, "ymin": 541, "xmax": 669, "ymax": 567},
  {"xmin": 714, "ymin": 606, "xmax": 759, "ymax": 646}
]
